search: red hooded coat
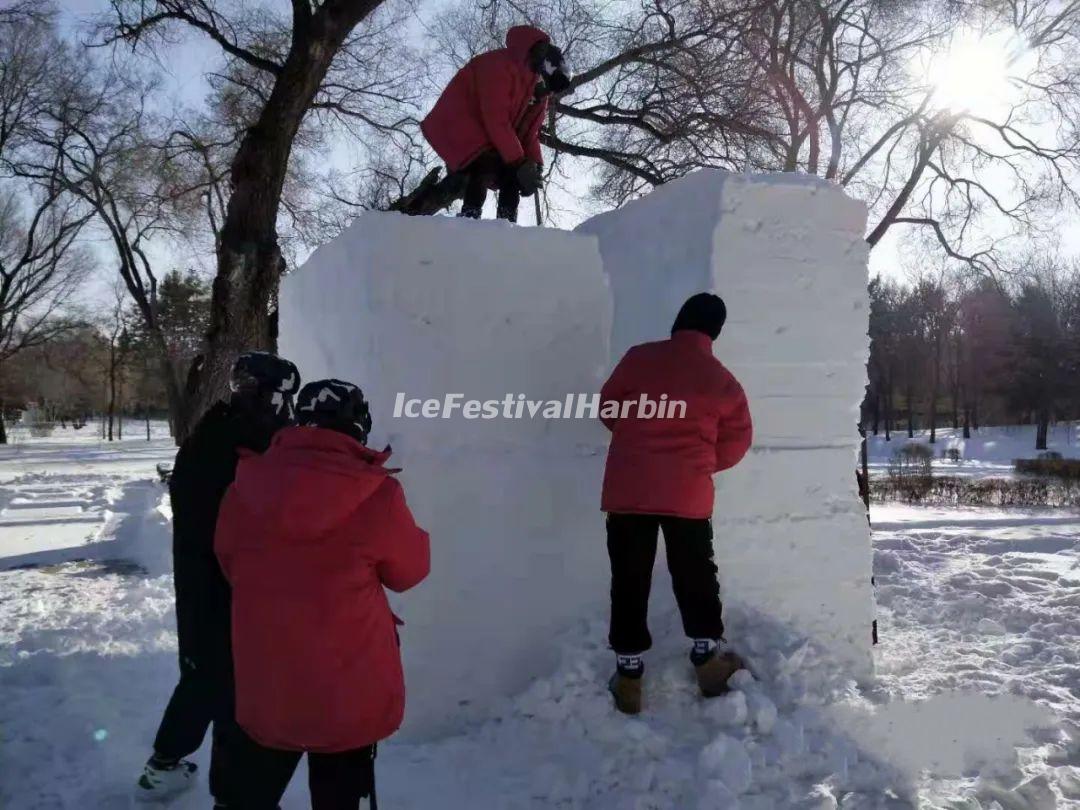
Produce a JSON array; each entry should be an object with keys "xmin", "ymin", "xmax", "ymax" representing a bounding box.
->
[
  {"xmin": 421, "ymin": 26, "xmax": 550, "ymax": 171},
  {"xmin": 215, "ymin": 426, "xmax": 430, "ymax": 753},
  {"xmin": 600, "ymin": 331, "xmax": 754, "ymax": 519}
]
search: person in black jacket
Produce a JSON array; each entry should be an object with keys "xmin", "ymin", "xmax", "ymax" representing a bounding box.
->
[{"xmin": 137, "ymin": 352, "xmax": 300, "ymax": 805}]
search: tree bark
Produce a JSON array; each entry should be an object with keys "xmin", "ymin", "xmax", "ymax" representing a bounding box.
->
[
  {"xmin": 1037, "ymin": 408, "xmax": 1050, "ymax": 450},
  {"xmin": 181, "ymin": 3, "xmax": 384, "ymax": 441},
  {"xmin": 906, "ymin": 385, "xmax": 915, "ymax": 438}
]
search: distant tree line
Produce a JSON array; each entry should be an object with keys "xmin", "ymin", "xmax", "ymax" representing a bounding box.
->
[
  {"xmin": 0, "ymin": 270, "xmax": 209, "ymax": 443},
  {"xmin": 863, "ymin": 263, "xmax": 1080, "ymax": 450}
]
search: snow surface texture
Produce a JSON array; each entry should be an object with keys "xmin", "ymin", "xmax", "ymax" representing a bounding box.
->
[
  {"xmin": 1, "ymin": 434, "xmax": 1071, "ymax": 807},
  {"xmin": 578, "ymin": 171, "xmax": 874, "ymax": 677},
  {"xmin": 279, "ymin": 170, "xmax": 874, "ymax": 735}
]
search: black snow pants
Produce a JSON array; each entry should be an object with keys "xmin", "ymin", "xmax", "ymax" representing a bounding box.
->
[
  {"xmin": 221, "ymin": 727, "xmax": 377, "ymax": 810},
  {"xmin": 152, "ymin": 544, "xmax": 236, "ymax": 798},
  {"xmin": 459, "ymin": 151, "xmax": 521, "ymax": 222},
  {"xmin": 606, "ymin": 512, "xmax": 725, "ymax": 655}
]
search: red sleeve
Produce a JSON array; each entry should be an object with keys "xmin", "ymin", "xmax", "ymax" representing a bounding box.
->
[
  {"xmin": 475, "ymin": 62, "xmax": 526, "ymax": 165},
  {"xmin": 599, "ymin": 349, "xmax": 637, "ymax": 431},
  {"xmin": 520, "ymin": 97, "xmax": 547, "ymax": 165},
  {"xmin": 377, "ymin": 480, "xmax": 431, "ymax": 593},
  {"xmin": 714, "ymin": 376, "xmax": 753, "ymax": 472}
]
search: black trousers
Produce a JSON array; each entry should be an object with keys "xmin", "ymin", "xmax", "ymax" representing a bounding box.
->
[
  {"xmin": 607, "ymin": 513, "xmax": 725, "ymax": 655},
  {"xmin": 460, "ymin": 151, "xmax": 520, "ymax": 222},
  {"xmin": 152, "ymin": 550, "xmax": 235, "ymax": 798},
  {"xmin": 221, "ymin": 727, "xmax": 376, "ymax": 810}
]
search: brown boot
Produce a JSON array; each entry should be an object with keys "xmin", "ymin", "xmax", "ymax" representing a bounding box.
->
[
  {"xmin": 608, "ymin": 672, "xmax": 643, "ymax": 715},
  {"xmin": 695, "ymin": 650, "xmax": 745, "ymax": 698}
]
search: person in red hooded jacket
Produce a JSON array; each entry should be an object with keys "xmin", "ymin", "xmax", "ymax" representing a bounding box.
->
[
  {"xmin": 599, "ymin": 293, "xmax": 753, "ymax": 715},
  {"xmin": 214, "ymin": 379, "xmax": 430, "ymax": 809},
  {"xmin": 421, "ymin": 25, "xmax": 571, "ymax": 222}
]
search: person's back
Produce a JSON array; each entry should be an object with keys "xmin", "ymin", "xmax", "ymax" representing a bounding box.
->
[
  {"xmin": 215, "ymin": 378, "xmax": 429, "ymax": 809},
  {"xmin": 601, "ymin": 330, "xmax": 751, "ymax": 519}
]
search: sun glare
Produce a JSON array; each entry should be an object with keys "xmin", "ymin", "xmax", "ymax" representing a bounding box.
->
[{"xmin": 926, "ymin": 30, "xmax": 1022, "ymax": 114}]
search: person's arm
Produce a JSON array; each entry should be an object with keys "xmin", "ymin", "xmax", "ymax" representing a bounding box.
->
[
  {"xmin": 377, "ymin": 481, "xmax": 431, "ymax": 593},
  {"xmin": 714, "ymin": 377, "xmax": 753, "ymax": 472},
  {"xmin": 475, "ymin": 63, "xmax": 526, "ymax": 166},
  {"xmin": 599, "ymin": 350, "xmax": 636, "ymax": 431},
  {"xmin": 520, "ymin": 97, "xmax": 548, "ymax": 165}
]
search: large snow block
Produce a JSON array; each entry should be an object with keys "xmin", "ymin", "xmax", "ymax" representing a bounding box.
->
[
  {"xmin": 579, "ymin": 170, "xmax": 874, "ymax": 676},
  {"xmin": 280, "ymin": 213, "xmax": 613, "ymax": 737}
]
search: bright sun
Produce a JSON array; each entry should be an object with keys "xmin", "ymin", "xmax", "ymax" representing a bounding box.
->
[{"xmin": 927, "ymin": 30, "xmax": 1021, "ymax": 113}]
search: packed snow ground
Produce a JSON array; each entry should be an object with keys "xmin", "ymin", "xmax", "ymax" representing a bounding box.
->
[
  {"xmin": 2, "ymin": 427, "xmax": 1079, "ymax": 808},
  {"xmin": 868, "ymin": 424, "xmax": 1080, "ymax": 481}
]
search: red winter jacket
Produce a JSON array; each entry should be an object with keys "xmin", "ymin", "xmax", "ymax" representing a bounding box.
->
[
  {"xmin": 215, "ymin": 426, "xmax": 430, "ymax": 753},
  {"xmin": 600, "ymin": 331, "xmax": 753, "ymax": 519},
  {"xmin": 421, "ymin": 26, "xmax": 550, "ymax": 172}
]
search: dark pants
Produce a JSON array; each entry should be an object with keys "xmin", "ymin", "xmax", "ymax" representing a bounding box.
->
[
  {"xmin": 221, "ymin": 728, "xmax": 376, "ymax": 810},
  {"xmin": 460, "ymin": 152, "xmax": 520, "ymax": 222},
  {"xmin": 152, "ymin": 550, "xmax": 235, "ymax": 798},
  {"xmin": 607, "ymin": 513, "xmax": 725, "ymax": 655}
]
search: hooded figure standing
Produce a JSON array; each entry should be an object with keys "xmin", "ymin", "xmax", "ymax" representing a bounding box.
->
[
  {"xmin": 214, "ymin": 379, "xmax": 430, "ymax": 809},
  {"xmin": 421, "ymin": 25, "xmax": 571, "ymax": 222},
  {"xmin": 138, "ymin": 352, "xmax": 301, "ymax": 804},
  {"xmin": 599, "ymin": 294, "xmax": 753, "ymax": 715}
]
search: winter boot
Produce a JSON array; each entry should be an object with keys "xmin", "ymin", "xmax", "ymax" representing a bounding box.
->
[
  {"xmin": 458, "ymin": 204, "xmax": 482, "ymax": 219},
  {"xmin": 136, "ymin": 755, "xmax": 197, "ymax": 801},
  {"xmin": 609, "ymin": 671, "xmax": 643, "ymax": 715},
  {"xmin": 693, "ymin": 649, "xmax": 745, "ymax": 698}
]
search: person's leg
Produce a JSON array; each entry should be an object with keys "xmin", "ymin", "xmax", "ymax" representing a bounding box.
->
[
  {"xmin": 459, "ymin": 152, "xmax": 500, "ymax": 218},
  {"xmin": 494, "ymin": 161, "xmax": 521, "ymax": 222},
  {"xmin": 151, "ymin": 655, "xmax": 215, "ymax": 762},
  {"xmin": 660, "ymin": 516, "xmax": 725, "ymax": 649},
  {"xmin": 307, "ymin": 747, "xmax": 376, "ymax": 810},
  {"xmin": 607, "ymin": 513, "xmax": 661, "ymax": 667},
  {"xmin": 215, "ymin": 726, "xmax": 301, "ymax": 809}
]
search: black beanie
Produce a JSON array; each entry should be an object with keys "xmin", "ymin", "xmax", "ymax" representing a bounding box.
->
[{"xmin": 671, "ymin": 293, "xmax": 727, "ymax": 340}]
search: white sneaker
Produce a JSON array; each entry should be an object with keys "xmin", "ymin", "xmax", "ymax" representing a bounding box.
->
[{"xmin": 136, "ymin": 758, "xmax": 197, "ymax": 802}]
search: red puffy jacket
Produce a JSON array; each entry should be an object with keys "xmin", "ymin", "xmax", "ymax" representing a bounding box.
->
[
  {"xmin": 421, "ymin": 26, "xmax": 550, "ymax": 171},
  {"xmin": 600, "ymin": 330, "xmax": 753, "ymax": 519},
  {"xmin": 215, "ymin": 426, "xmax": 430, "ymax": 753}
]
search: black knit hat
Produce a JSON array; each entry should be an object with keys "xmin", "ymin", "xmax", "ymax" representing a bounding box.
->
[
  {"xmin": 671, "ymin": 293, "xmax": 728, "ymax": 340},
  {"xmin": 296, "ymin": 378, "xmax": 372, "ymax": 445}
]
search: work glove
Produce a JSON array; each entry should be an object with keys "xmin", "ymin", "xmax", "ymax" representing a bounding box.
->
[{"xmin": 516, "ymin": 160, "xmax": 543, "ymax": 197}]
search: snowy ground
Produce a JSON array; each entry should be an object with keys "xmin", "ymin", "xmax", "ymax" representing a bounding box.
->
[
  {"xmin": 2, "ymin": 427, "xmax": 1079, "ymax": 808},
  {"xmin": 868, "ymin": 424, "xmax": 1080, "ymax": 481}
]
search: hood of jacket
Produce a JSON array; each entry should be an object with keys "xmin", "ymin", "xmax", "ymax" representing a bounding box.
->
[
  {"xmin": 228, "ymin": 425, "xmax": 394, "ymax": 545},
  {"xmin": 505, "ymin": 25, "xmax": 550, "ymax": 67}
]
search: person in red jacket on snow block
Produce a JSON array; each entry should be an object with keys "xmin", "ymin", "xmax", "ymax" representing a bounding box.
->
[
  {"xmin": 214, "ymin": 379, "xmax": 430, "ymax": 809},
  {"xmin": 421, "ymin": 25, "xmax": 571, "ymax": 222},
  {"xmin": 599, "ymin": 293, "xmax": 753, "ymax": 715}
]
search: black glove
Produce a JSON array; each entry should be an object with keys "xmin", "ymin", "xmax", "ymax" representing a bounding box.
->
[{"xmin": 515, "ymin": 160, "xmax": 543, "ymax": 197}]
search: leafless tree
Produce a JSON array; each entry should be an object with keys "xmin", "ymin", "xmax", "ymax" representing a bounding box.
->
[
  {"xmin": 97, "ymin": 0, "xmax": 423, "ymax": 438},
  {"xmin": 0, "ymin": 7, "xmax": 92, "ymax": 442},
  {"xmin": 434, "ymin": 0, "xmax": 1080, "ymax": 275}
]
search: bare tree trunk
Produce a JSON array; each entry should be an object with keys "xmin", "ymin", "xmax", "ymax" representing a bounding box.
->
[
  {"xmin": 0, "ymin": 399, "xmax": 6, "ymax": 446},
  {"xmin": 884, "ymin": 375, "xmax": 893, "ymax": 442},
  {"xmin": 929, "ymin": 341, "xmax": 940, "ymax": 444},
  {"xmin": 1037, "ymin": 408, "xmax": 1050, "ymax": 450},
  {"xmin": 146, "ymin": 405, "xmax": 151, "ymax": 441},
  {"xmin": 871, "ymin": 391, "xmax": 880, "ymax": 436},
  {"xmin": 181, "ymin": 3, "xmax": 383, "ymax": 440},
  {"xmin": 906, "ymin": 385, "xmax": 915, "ymax": 438},
  {"xmin": 108, "ymin": 342, "xmax": 116, "ymax": 442}
]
